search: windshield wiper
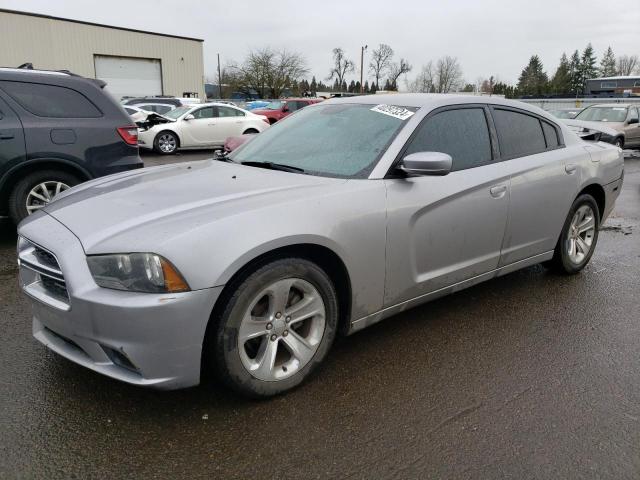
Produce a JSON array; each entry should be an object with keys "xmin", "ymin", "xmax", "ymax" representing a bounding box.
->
[{"xmin": 240, "ymin": 161, "xmax": 307, "ymax": 174}]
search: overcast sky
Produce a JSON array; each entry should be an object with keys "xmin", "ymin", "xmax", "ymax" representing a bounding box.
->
[{"xmin": 2, "ymin": 0, "xmax": 639, "ymax": 86}]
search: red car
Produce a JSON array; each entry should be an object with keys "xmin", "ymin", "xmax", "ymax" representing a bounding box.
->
[{"xmin": 251, "ymin": 98, "xmax": 322, "ymax": 124}]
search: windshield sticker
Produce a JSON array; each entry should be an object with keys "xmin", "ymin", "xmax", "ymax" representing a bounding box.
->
[{"xmin": 370, "ymin": 104, "xmax": 415, "ymax": 120}]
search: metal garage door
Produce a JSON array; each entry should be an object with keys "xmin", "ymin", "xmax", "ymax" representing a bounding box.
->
[{"xmin": 94, "ymin": 55, "xmax": 162, "ymax": 101}]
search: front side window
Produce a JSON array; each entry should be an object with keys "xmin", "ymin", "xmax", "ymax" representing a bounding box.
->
[
  {"xmin": 192, "ymin": 107, "xmax": 215, "ymax": 119},
  {"xmin": 628, "ymin": 108, "xmax": 639, "ymax": 122},
  {"xmin": 0, "ymin": 81, "xmax": 102, "ymax": 118},
  {"xmin": 230, "ymin": 103, "xmax": 414, "ymax": 178},
  {"xmin": 576, "ymin": 107, "xmax": 628, "ymax": 122},
  {"xmin": 492, "ymin": 108, "xmax": 546, "ymax": 158},
  {"xmin": 404, "ymin": 108, "xmax": 492, "ymax": 171},
  {"xmin": 265, "ymin": 101, "xmax": 284, "ymax": 110}
]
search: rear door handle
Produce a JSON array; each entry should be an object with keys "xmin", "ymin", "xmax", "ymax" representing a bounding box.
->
[
  {"xmin": 0, "ymin": 132, "xmax": 14, "ymax": 140},
  {"xmin": 489, "ymin": 184, "xmax": 507, "ymax": 198},
  {"xmin": 565, "ymin": 164, "xmax": 577, "ymax": 174}
]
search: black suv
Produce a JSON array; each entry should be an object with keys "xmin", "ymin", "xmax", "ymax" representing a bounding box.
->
[{"xmin": 0, "ymin": 68, "xmax": 143, "ymax": 224}]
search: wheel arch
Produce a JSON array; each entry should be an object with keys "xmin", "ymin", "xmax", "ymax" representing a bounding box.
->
[
  {"xmin": 0, "ymin": 159, "xmax": 91, "ymax": 213},
  {"xmin": 577, "ymin": 183, "xmax": 605, "ymax": 220},
  {"xmin": 154, "ymin": 129, "xmax": 181, "ymax": 148}
]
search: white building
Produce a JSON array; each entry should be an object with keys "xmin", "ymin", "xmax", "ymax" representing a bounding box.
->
[{"xmin": 0, "ymin": 8, "xmax": 205, "ymax": 101}]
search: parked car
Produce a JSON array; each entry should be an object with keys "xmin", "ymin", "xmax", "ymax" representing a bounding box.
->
[
  {"xmin": 17, "ymin": 94, "xmax": 623, "ymax": 397},
  {"xmin": 123, "ymin": 96, "xmax": 184, "ymax": 108},
  {"xmin": 574, "ymin": 103, "xmax": 640, "ymax": 148},
  {"xmin": 251, "ymin": 98, "xmax": 322, "ymax": 124},
  {"xmin": 547, "ymin": 108, "xmax": 583, "ymax": 119},
  {"xmin": 223, "ymin": 133, "xmax": 256, "ymax": 153},
  {"xmin": 562, "ymin": 119, "xmax": 624, "ymax": 146},
  {"xmin": 0, "ymin": 67, "xmax": 142, "ymax": 224},
  {"xmin": 124, "ymin": 102, "xmax": 174, "ymax": 115},
  {"xmin": 244, "ymin": 100, "xmax": 271, "ymax": 110},
  {"xmin": 137, "ymin": 103, "xmax": 269, "ymax": 154}
]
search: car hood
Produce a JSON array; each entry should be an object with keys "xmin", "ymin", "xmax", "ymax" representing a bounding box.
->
[
  {"xmin": 563, "ymin": 119, "xmax": 622, "ymax": 138},
  {"xmin": 44, "ymin": 160, "xmax": 343, "ymax": 253}
]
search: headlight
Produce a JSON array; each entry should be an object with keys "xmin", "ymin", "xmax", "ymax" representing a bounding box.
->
[{"xmin": 87, "ymin": 253, "xmax": 190, "ymax": 293}]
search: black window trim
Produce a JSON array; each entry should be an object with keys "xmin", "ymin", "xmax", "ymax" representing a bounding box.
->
[
  {"xmin": 386, "ymin": 103, "xmax": 498, "ymax": 178},
  {"xmin": 487, "ymin": 105, "xmax": 565, "ymax": 162}
]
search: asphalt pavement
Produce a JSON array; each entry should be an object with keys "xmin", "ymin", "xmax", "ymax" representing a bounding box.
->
[{"xmin": 1, "ymin": 151, "xmax": 639, "ymax": 479}]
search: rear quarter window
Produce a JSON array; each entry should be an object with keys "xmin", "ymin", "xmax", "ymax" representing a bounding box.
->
[
  {"xmin": 492, "ymin": 108, "xmax": 546, "ymax": 158},
  {"xmin": 0, "ymin": 81, "xmax": 102, "ymax": 118},
  {"xmin": 541, "ymin": 121, "xmax": 560, "ymax": 148}
]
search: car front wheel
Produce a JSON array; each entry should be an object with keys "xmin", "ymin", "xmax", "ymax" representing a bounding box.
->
[
  {"xmin": 548, "ymin": 194, "xmax": 600, "ymax": 274},
  {"xmin": 209, "ymin": 258, "xmax": 338, "ymax": 398},
  {"xmin": 154, "ymin": 131, "xmax": 179, "ymax": 154}
]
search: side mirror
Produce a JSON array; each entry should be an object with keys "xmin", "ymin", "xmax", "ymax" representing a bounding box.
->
[
  {"xmin": 398, "ymin": 151, "xmax": 453, "ymax": 176},
  {"xmin": 184, "ymin": 114, "xmax": 195, "ymax": 121},
  {"xmin": 628, "ymin": 117, "xmax": 639, "ymax": 125},
  {"xmin": 282, "ymin": 105, "xmax": 289, "ymax": 112}
]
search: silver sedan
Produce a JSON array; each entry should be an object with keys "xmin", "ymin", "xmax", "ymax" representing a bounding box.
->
[{"xmin": 17, "ymin": 94, "xmax": 624, "ymax": 397}]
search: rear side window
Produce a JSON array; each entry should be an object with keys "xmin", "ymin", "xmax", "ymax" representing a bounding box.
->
[
  {"xmin": 492, "ymin": 109, "xmax": 546, "ymax": 158},
  {"xmin": 404, "ymin": 108, "xmax": 492, "ymax": 171},
  {"xmin": 0, "ymin": 81, "xmax": 102, "ymax": 118},
  {"xmin": 216, "ymin": 106, "xmax": 244, "ymax": 117},
  {"xmin": 542, "ymin": 121, "xmax": 559, "ymax": 148}
]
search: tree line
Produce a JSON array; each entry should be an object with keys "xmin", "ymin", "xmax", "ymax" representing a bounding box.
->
[{"xmin": 211, "ymin": 43, "xmax": 639, "ymax": 99}]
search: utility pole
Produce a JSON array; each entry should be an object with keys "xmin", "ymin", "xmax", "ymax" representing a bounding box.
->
[
  {"xmin": 360, "ymin": 45, "xmax": 367, "ymax": 94},
  {"xmin": 217, "ymin": 53, "xmax": 222, "ymax": 99}
]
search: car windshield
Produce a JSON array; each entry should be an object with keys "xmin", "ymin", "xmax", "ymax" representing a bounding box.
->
[
  {"xmin": 229, "ymin": 103, "xmax": 416, "ymax": 178},
  {"xmin": 576, "ymin": 107, "xmax": 628, "ymax": 122},
  {"xmin": 550, "ymin": 110, "xmax": 575, "ymax": 119},
  {"xmin": 265, "ymin": 101, "xmax": 284, "ymax": 110},
  {"xmin": 163, "ymin": 106, "xmax": 191, "ymax": 119}
]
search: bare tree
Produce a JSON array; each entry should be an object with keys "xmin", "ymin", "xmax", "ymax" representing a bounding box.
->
[
  {"xmin": 480, "ymin": 75, "xmax": 497, "ymax": 94},
  {"xmin": 388, "ymin": 58, "xmax": 412, "ymax": 90},
  {"xmin": 369, "ymin": 43, "xmax": 394, "ymax": 89},
  {"xmin": 408, "ymin": 56, "xmax": 464, "ymax": 94},
  {"xmin": 327, "ymin": 48, "xmax": 355, "ymax": 91},
  {"xmin": 435, "ymin": 56, "xmax": 462, "ymax": 93},
  {"xmin": 616, "ymin": 55, "xmax": 639, "ymax": 76},
  {"xmin": 228, "ymin": 48, "xmax": 308, "ymax": 98}
]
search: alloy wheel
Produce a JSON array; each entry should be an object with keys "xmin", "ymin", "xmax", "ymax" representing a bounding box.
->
[
  {"xmin": 25, "ymin": 181, "xmax": 70, "ymax": 214},
  {"xmin": 566, "ymin": 205, "xmax": 596, "ymax": 264},
  {"xmin": 238, "ymin": 278, "xmax": 326, "ymax": 381},
  {"xmin": 158, "ymin": 133, "xmax": 177, "ymax": 153}
]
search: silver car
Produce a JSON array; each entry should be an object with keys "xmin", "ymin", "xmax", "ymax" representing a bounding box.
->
[{"xmin": 17, "ymin": 94, "xmax": 624, "ymax": 397}]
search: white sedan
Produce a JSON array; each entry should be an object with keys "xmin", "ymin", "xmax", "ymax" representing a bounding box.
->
[{"xmin": 137, "ymin": 103, "xmax": 270, "ymax": 154}]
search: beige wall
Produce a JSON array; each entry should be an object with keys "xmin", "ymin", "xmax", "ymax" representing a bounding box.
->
[{"xmin": 0, "ymin": 10, "xmax": 205, "ymax": 100}]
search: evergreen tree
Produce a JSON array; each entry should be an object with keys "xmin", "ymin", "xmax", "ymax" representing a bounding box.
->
[
  {"xmin": 370, "ymin": 82, "xmax": 377, "ymax": 94},
  {"xmin": 551, "ymin": 53, "xmax": 571, "ymax": 94},
  {"xmin": 383, "ymin": 78, "xmax": 392, "ymax": 90},
  {"xmin": 355, "ymin": 81, "xmax": 361, "ymax": 93},
  {"xmin": 599, "ymin": 46, "xmax": 617, "ymax": 77},
  {"xmin": 462, "ymin": 83, "xmax": 475, "ymax": 92},
  {"xmin": 568, "ymin": 50, "xmax": 582, "ymax": 95},
  {"xmin": 516, "ymin": 55, "xmax": 548, "ymax": 96},
  {"xmin": 341, "ymin": 80, "xmax": 348, "ymax": 92},
  {"xmin": 578, "ymin": 43, "xmax": 598, "ymax": 93},
  {"xmin": 348, "ymin": 80, "xmax": 356, "ymax": 92},
  {"xmin": 332, "ymin": 79, "xmax": 339, "ymax": 91},
  {"xmin": 310, "ymin": 76, "xmax": 317, "ymax": 92},
  {"xmin": 363, "ymin": 80, "xmax": 370, "ymax": 93}
]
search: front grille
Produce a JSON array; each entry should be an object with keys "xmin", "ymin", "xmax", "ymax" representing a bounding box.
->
[{"xmin": 18, "ymin": 237, "xmax": 69, "ymax": 307}]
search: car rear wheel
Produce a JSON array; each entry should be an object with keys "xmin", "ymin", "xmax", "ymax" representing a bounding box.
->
[
  {"xmin": 242, "ymin": 128, "xmax": 259, "ymax": 134},
  {"xmin": 153, "ymin": 131, "xmax": 179, "ymax": 154},
  {"xmin": 614, "ymin": 137, "xmax": 624, "ymax": 149},
  {"xmin": 548, "ymin": 194, "xmax": 600, "ymax": 274},
  {"xmin": 209, "ymin": 258, "xmax": 338, "ymax": 398},
  {"xmin": 8, "ymin": 170, "xmax": 80, "ymax": 224}
]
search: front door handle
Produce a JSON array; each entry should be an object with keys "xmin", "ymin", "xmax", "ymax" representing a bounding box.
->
[
  {"xmin": 565, "ymin": 164, "xmax": 577, "ymax": 174},
  {"xmin": 489, "ymin": 184, "xmax": 507, "ymax": 198},
  {"xmin": 0, "ymin": 132, "xmax": 14, "ymax": 140}
]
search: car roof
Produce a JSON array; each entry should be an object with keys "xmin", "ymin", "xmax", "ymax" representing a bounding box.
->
[
  {"xmin": 584, "ymin": 103, "xmax": 634, "ymax": 108},
  {"xmin": 322, "ymin": 93, "xmax": 550, "ymax": 114}
]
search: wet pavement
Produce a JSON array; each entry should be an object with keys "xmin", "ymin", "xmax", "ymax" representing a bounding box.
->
[{"xmin": 1, "ymin": 152, "xmax": 639, "ymax": 479}]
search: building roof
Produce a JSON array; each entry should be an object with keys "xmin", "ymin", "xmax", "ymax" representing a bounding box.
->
[
  {"xmin": 0, "ymin": 8, "xmax": 204, "ymax": 42},
  {"xmin": 588, "ymin": 75, "xmax": 640, "ymax": 81}
]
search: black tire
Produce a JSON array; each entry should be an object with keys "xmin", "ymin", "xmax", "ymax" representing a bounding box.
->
[
  {"xmin": 547, "ymin": 194, "xmax": 600, "ymax": 274},
  {"xmin": 8, "ymin": 170, "xmax": 81, "ymax": 224},
  {"xmin": 208, "ymin": 257, "xmax": 338, "ymax": 398},
  {"xmin": 153, "ymin": 131, "xmax": 179, "ymax": 155},
  {"xmin": 614, "ymin": 137, "xmax": 624, "ymax": 149},
  {"xmin": 242, "ymin": 128, "xmax": 259, "ymax": 134}
]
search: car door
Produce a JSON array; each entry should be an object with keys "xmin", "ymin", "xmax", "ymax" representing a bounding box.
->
[
  {"xmin": 489, "ymin": 106, "xmax": 581, "ymax": 267},
  {"xmin": 384, "ymin": 105, "xmax": 510, "ymax": 306},
  {"xmin": 181, "ymin": 106, "xmax": 217, "ymax": 146},
  {"xmin": 0, "ymin": 95, "xmax": 26, "ymax": 180},
  {"xmin": 624, "ymin": 107, "xmax": 640, "ymax": 146},
  {"xmin": 214, "ymin": 106, "xmax": 246, "ymax": 140}
]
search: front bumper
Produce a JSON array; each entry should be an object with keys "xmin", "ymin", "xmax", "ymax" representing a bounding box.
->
[{"xmin": 18, "ymin": 212, "xmax": 222, "ymax": 390}]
